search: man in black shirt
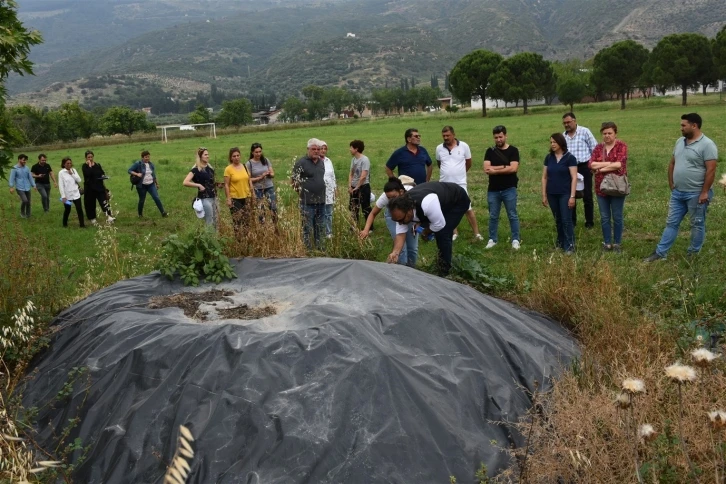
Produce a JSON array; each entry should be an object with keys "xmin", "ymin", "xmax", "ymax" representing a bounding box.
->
[
  {"xmin": 31, "ymin": 153, "xmax": 57, "ymax": 213},
  {"xmin": 388, "ymin": 182, "xmax": 470, "ymax": 276},
  {"xmin": 483, "ymin": 125, "xmax": 521, "ymax": 250},
  {"xmin": 292, "ymin": 138, "xmax": 327, "ymax": 250}
]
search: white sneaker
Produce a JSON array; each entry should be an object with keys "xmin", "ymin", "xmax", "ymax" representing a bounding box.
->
[
  {"xmin": 106, "ymin": 216, "xmax": 115, "ymax": 224},
  {"xmin": 485, "ymin": 239, "xmax": 496, "ymax": 249},
  {"xmin": 512, "ymin": 240, "xmax": 521, "ymax": 250},
  {"xmin": 452, "ymin": 233, "xmax": 458, "ymax": 241},
  {"xmin": 90, "ymin": 219, "xmax": 98, "ymax": 225},
  {"xmin": 475, "ymin": 233, "xmax": 483, "ymax": 241}
]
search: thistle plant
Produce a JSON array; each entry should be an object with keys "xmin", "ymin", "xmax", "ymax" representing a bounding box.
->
[
  {"xmin": 621, "ymin": 377, "xmax": 646, "ymax": 483},
  {"xmin": 665, "ymin": 363, "xmax": 699, "ymax": 483},
  {"xmin": 708, "ymin": 410, "xmax": 726, "ymax": 484}
]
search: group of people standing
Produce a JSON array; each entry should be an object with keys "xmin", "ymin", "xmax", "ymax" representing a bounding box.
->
[
  {"xmin": 8, "ymin": 111, "xmax": 717, "ymax": 277},
  {"xmin": 182, "ymin": 144, "xmax": 278, "ymax": 231}
]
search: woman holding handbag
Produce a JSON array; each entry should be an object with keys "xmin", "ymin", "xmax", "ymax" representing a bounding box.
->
[
  {"xmin": 58, "ymin": 157, "xmax": 86, "ymax": 228},
  {"xmin": 588, "ymin": 121, "xmax": 628, "ymax": 252}
]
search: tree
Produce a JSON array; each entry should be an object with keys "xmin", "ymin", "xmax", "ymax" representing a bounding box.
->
[
  {"xmin": 305, "ymin": 99, "xmax": 328, "ymax": 121},
  {"xmin": 324, "ymin": 87, "xmax": 350, "ymax": 117},
  {"xmin": 9, "ymin": 105, "xmax": 54, "ymax": 145},
  {"xmin": 557, "ymin": 77, "xmax": 588, "ymax": 111},
  {"xmin": 1, "ymin": 0, "xmax": 42, "ymax": 179},
  {"xmin": 448, "ymin": 49, "xmax": 502, "ymax": 117},
  {"xmin": 301, "ymin": 85, "xmax": 325, "ymax": 101},
  {"xmin": 216, "ymin": 98, "xmax": 253, "ymax": 127},
  {"xmin": 49, "ymin": 102, "xmax": 96, "ymax": 141},
  {"xmin": 281, "ymin": 96, "xmax": 305, "ymax": 122},
  {"xmin": 416, "ymin": 86, "xmax": 441, "ymax": 110},
  {"xmin": 591, "ymin": 40, "xmax": 649, "ymax": 109},
  {"xmin": 488, "ymin": 52, "xmax": 555, "ymax": 114},
  {"xmin": 348, "ymin": 92, "xmax": 367, "ymax": 117},
  {"xmin": 371, "ymin": 88, "xmax": 395, "ymax": 115},
  {"xmin": 646, "ymin": 33, "xmax": 713, "ymax": 106},
  {"xmin": 188, "ymin": 104, "xmax": 212, "ymax": 124},
  {"xmin": 100, "ymin": 106, "xmax": 155, "ymax": 136},
  {"xmin": 714, "ymin": 25, "xmax": 726, "ymax": 80}
]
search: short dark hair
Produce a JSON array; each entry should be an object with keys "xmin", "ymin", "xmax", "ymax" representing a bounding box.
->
[
  {"xmin": 389, "ymin": 193, "xmax": 415, "ymax": 214},
  {"xmin": 141, "ymin": 150, "xmax": 150, "ymax": 158},
  {"xmin": 38, "ymin": 153, "xmax": 47, "ymax": 160},
  {"xmin": 600, "ymin": 121, "xmax": 618, "ymax": 134},
  {"xmin": 383, "ymin": 176, "xmax": 405, "ymax": 194},
  {"xmin": 350, "ymin": 139, "xmax": 365, "ymax": 153},
  {"xmin": 18, "ymin": 154, "xmax": 28, "ymax": 161},
  {"xmin": 404, "ymin": 128, "xmax": 419, "ymax": 142},
  {"xmin": 492, "ymin": 125, "xmax": 507, "ymax": 135},
  {"xmin": 84, "ymin": 150, "xmax": 94, "ymax": 158},
  {"xmin": 61, "ymin": 156, "xmax": 72, "ymax": 168},
  {"xmin": 549, "ymin": 133, "xmax": 568, "ymax": 153},
  {"xmin": 441, "ymin": 125, "xmax": 455, "ymax": 134},
  {"xmin": 228, "ymin": 147, "xmax": 240, "ymax": 163},
  {"xmin": 562, "ymin": 112, "xmax": 576, "ymax": 120},
  {"xmin": 681, "ymin": 113, "xmax": 702, "ymax": 129}
]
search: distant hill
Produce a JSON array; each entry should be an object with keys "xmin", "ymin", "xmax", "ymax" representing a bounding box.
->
[{"xmin": 8, "ymin": 0, "xmax": 726, "ymax": 105}]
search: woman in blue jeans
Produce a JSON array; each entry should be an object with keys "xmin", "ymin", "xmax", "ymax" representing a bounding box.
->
[
  {"xmin": 588, "ymin": 122, "xmax": 628, "ymax": 252},
  {"xmin": 246, "ymin": 143, "xmax": 277, "ymax": 225},
  {"xmin": 360, "ymin": 176, "xmax": 418, "ymax": 267},
  {"xmin": 128, "ymin": 150, "xmax": 168, "ymax": 218},
  {"xmin": 541, "ymin": 133, "xmax": 578, "ymax": 254}
]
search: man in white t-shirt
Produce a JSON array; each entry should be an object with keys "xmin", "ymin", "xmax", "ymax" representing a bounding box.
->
[{"xmin": 435, "ymin": 125, "xmax": 482, "ymax": 241}]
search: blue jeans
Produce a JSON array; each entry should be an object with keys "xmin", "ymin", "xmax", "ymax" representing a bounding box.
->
[
  {"xmin": 136, "ymin": 183, "xmax": 165, "ymax": 216},
  {"xmin": 323, "ymin": 204, "xmax": 334, "ymax": 236},
  {"xmin": 16, "ymin": 190, "xmax": 31, "ymax": 217},
  {"xmin": 254, "ymin": 187, "xmax": 277, "ymax": 223},
  {"xmin": 301, "ymin": 203, "xmax": 325, "ymax": 250},
  {"xmin": 37, "ymin": 183, "xmax": 51, "ymax": 212},
  {"xmin": 487, "ymin": 187, "xmax": 520, "ymax": 242},
  {"xmin": 200, "ymin": 197, "xmax": 217, "ymax": 228},
  {"xmin": 655, "ymin": 189, "xmax": 712, "ymax": 257},
  {"xmin": 547, "ymin": 194, "xmax": 575, "ymax": 251},
  {"xmin": 596, "ymin": 195, "xmax": 625, "ymax": 245},
  {"xmin": 385, "ymin": 209, "xmax": 418, "ymax": 267}
]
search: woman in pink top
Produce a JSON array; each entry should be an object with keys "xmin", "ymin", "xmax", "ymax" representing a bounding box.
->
[{"xmin": 588, "ymin": 121, "xmax": 628, "ymax": 252}]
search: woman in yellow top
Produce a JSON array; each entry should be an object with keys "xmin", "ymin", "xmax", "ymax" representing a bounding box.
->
[{"xmin": 224, "ymin": 147, "xmax": 254, "ymax": 231}]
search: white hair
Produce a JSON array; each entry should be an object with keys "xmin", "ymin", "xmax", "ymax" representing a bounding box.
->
[
  {"xmin": 319, "ymin": 140, "xmax": 327, "ymax": 147},
  {"xmin": 307, "ymin": 138, "xmax": 322, "ymax": 148}
]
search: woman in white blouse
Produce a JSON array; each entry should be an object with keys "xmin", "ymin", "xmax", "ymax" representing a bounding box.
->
[{"xmin": 58, "ymin": 157, "xmax": 86, "ymax": 228}]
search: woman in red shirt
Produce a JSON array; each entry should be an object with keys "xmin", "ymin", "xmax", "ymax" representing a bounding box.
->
[{"xmin": 588, "ymin": 122, "xmax": 628, "ymax": 252}]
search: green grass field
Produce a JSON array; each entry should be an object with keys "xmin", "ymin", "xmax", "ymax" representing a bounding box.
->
[{"xmin": 3, "ymin": 95, "xmax": 726, "ymax": 302}]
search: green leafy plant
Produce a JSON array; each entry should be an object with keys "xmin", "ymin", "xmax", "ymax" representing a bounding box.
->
[
  {"xmin": 158, "ymin": 229, "xmax": 237, "ymax": 286},
  {"xmin": 451, "ymin": 252, "xmax": 514, "ymax": 294}
]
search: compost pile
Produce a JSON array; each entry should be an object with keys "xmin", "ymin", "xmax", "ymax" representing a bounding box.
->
[{"xmin": 21, "ymin": 258, "xmax": 578, "ymax": 483}]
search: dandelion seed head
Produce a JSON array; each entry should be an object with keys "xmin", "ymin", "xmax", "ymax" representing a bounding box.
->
[
  {"xmin": 708, "ymin": 410, "xmax": 726, "ymax": 429},
  {"xmin": 665, "ymin": 363, "xmax": 697, "ymax": 383},
  {"xmin": 638, "ymin": 424, "xmax": 657, "ymax": 442},
  {"xmin": 621, "ymin": 378, "xmax": 646, "ymax": 394},
  {"xmin": 691, "ymin": 348, "xmax": 719, "ymax": 367},
  {"xmin": 614, "ymin": 392, "xmax": 631, "ymax": 409}
]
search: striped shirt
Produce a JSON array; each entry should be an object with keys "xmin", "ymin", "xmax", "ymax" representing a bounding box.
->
[{"xmin": 564, "ymin": 126, "xmax": 597, "ymax": 164}]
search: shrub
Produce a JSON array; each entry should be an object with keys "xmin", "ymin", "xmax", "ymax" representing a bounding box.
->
[{"xmin": 158, "ymin": 228, "xmax": 237, "ymax": 286}]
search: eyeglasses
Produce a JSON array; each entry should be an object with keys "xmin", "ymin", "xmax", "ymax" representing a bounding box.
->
[{"xmin": 410, "ymin": 134, "xmax": 421, "ymax": 139}]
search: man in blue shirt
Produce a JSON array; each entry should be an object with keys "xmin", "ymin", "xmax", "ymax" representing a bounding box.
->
[
  {"xmin": 385, "ymin": 128, "xmax": 433, "ymax": 185},
  {"xmin": 8, "ymin": 154, "xmax": 37, "ymax": 219}
]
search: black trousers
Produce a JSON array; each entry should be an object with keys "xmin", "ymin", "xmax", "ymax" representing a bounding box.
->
[
  {"xmin": 349, "ymin": 183, "xmax": 372, "ymax": 228},
  {"xmin": 63, "ymin": 198, "xmax": 85, "ymax": 227},
  {"xmin": 433, "ymin": 192, "xmax": 471, "ymax": 276},
  {"xmin": 572, "ymin": 163, "xmax": 594, "ymax": 227},
  {"xmin": 84, "ymin": 188, "xmax": 111, "ymax": 220}
]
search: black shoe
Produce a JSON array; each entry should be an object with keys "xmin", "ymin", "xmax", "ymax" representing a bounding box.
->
[
  {"xmin": 162, "ymin": 212, "xmax": 169, "ymax": 217},
  {"xmin": 585, "ymin": 223, "xmax": 594, "ymax": 229},
  {"xmin": 612, "ymin": 244, "xmax": 622, "ymax": 254},
  {"xmin": 643, "ymin": 252, "xmax": 665, "ymax": 262},
  {"xmin": 602, "ymin": 243, "xmax": 613, "ymax": 252}
]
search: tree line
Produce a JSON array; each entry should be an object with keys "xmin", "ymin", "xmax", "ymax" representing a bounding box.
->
[{"xmin": 450, "ymin": 27, "xmax": 726, "ymax": 116}]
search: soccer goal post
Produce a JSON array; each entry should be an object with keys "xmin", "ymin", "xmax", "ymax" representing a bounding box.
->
[{"xmin": 158, "ymin": 123, "xmax": 217, "ymax": 143}]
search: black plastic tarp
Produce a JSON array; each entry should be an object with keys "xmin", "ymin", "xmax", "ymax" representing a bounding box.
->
[{"xmin": 20, "ymin": 257, "xmax": 578, "ymax": 483}]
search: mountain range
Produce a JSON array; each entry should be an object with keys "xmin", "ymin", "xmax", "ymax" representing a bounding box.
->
[{"xmin": 8, "ymin": 0, "xmax": 726, "ymax": 105}]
